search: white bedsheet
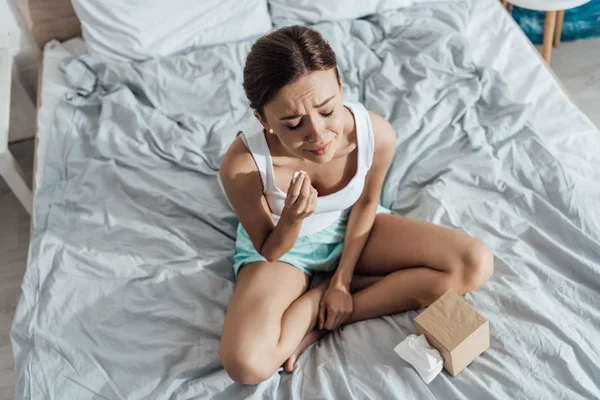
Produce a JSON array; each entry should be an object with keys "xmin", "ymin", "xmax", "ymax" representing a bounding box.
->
[
  {"xmin": 20, "ymin": 2, "xmax": 600, "ymax": 398},
  {"xmin": 36, "ymin": 38, "xmax": 87, "ymax": 193},
  {"xmin": 35, "ymin": 4, "xmax": 598, "ymax": 199},
  {"xmin": 466, "ymin": 1, "xmax": 599, "ymax": 182}
]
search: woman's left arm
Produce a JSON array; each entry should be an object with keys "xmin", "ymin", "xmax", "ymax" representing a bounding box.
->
[{"xmin": 319, "ymin": 111, "xmax": 397, "ymax": 331}]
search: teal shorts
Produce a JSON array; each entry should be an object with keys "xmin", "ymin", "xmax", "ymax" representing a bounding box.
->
[{"xmin": 232, "ymin": 204, "xmax": 392, "ymax": 278}]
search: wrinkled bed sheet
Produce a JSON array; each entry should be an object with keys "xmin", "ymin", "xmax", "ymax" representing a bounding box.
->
[{"xmin": 12, "ymin": 0, "xmax": 600, "ymax": 398}]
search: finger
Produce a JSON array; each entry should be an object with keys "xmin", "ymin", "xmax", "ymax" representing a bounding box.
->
[
  {"xmin": 301, "ymin": 171, "xmax": 311, "ymax": 185},
  {"xmin": 330, "ymin": 313, "xmax": 340, "ymax": 331},
  {"xmin": 306, "ymin": 188, "xmax": 315, "ymax": 208},
  {"xmin": 318, "ymin": 303, "xmax": 326, "ymax": 331},
  {"xmin": 333, "ymin": 314, "xmax": 343, "ymax": 330},
  {"xmin": 296, "ymin": 177, "xmax": 312, "ymax": 211},
  {"xmin": 285, "ymin": 174, "xmax": 305, "ymax": 207},
  {"xmin": 330, "ymin": 316, "xmax": 338, "ymax": 331},
  {"xmin": 309, "ymin": 189, "xmax": 318, "ymax": 212},
  {"xmin": 302, "ymin": 186, "xmax": 314, "ymax": 215},
  {"xmin": 325, "ymin": 309, "xmax": 337, "ymax": 331},
  {"xmin": 301, "ymin": 175, "xmax": 311, "ymax": 199}
]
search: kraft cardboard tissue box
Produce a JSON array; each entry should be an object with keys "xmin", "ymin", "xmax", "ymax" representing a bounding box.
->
[{"xmin": 413, "ymin": 289, "xmax": 489, "ymax": 377}]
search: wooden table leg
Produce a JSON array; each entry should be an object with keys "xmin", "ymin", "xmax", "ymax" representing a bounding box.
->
[
  {"xmin": 554, "ymin": 10, "xmax": 565, "ymax": 48},
  {"xmin": 543, "ymin": 10, "xmax": 557, "ymax": 63}
]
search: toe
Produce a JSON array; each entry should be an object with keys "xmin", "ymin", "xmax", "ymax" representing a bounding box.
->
[{"xmin": 284, "ymin": 357, "xmax": 296, "ymax": 373}]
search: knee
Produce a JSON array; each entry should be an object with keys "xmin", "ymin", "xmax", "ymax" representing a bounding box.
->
[
  {"xmin": 422, "ymin": 241, "xmax": 494, "ymax": 306},
  {"xmin": 221, "ymin": 346, "xmax": 274, "ymax": 385},
  {"xmin": 460, "ymin": 240, "xmax": 494, "ymax": 292}
]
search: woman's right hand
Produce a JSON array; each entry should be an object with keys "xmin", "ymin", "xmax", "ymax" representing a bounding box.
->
[{"xmin": 281, "ymin": 172, "xmax": 318, "ymax": 224}]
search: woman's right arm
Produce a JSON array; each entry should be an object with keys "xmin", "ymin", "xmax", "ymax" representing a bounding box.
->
[{"xmin": 220, "ymin": 137, "xmax": 317, "ymax": 261}]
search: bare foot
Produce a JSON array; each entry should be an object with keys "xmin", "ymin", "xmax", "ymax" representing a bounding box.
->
[
  {"xmin": 283, "ymin": 329, "xmax": 327, "ymax": 373},
  {"xmin": 281, "ymin": 275, "xmax": 331, "ymax": 373}
]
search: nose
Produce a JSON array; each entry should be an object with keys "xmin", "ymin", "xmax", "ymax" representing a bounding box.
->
[{"xmin": 306, "ymin": 116, "xmax": 327, "ymax": 143}]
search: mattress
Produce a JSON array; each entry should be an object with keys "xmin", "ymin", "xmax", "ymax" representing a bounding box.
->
[{"xmin": 17, "ymin": 0, "xmax": 600, "ymax": 398}]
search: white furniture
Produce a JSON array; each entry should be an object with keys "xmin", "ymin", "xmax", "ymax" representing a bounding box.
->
[
  {"xmin": 0, "ymin": 30, "xmax": 33, "ymax": 215},
  {"xmin": 503, "ymin": 0, "xmax": 592, "ymax": 63}
]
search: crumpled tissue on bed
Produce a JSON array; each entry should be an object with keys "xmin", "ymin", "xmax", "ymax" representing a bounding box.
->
[{"xmin": 394, "ymin": 334, "xmax": 444, "ymax": 384}]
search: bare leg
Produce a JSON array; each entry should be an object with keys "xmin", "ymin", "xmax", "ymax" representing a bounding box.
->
[
  {"xmin": 282, "ymin": 268, "xmax": 451, "ymax": 372},
  {"xmin": 277, "ymin": 277, "xmax": 329, "ymax": 350},
  {"xmin": 282, "ymin": 275, "xmax": 382, "ymax": 372},
  {"xmin": 346, "ymin": 213, "xmax": 494, "ymax": 324},
  {"xmin": 224, "ymin": 215, "xmax": 493, "ymax": 383},
  {"xmin": 283, "ymin": 329, "xmax": 328, "ymax": 372},
  {"xmin": 283, "ymin": 213, "xmax": 495, "ymax": 372},
  {"xmin": 282, "ymin": 262, "xmax": 491, "ymax": 373},
  {"xmin": 221, "ymin": 262, "xmax": 331, "ymax": 384},
  {"xmin": 346, "ymin": 267, "xmax": 453, "ymax": 324}
]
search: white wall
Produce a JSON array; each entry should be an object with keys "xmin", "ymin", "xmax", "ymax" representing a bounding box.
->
[{"xmin": 1, "ymin": 0, "xmax": 39, "ymax": 142}]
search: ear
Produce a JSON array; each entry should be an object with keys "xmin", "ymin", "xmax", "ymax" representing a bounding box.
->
[{"xmin": 254, "ymin": 110, "xmax": 271, "ymax": 133}]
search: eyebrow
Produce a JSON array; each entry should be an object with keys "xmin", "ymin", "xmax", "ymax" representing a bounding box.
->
[{"xmin": 279, "ymin": 95, "xmax": 336, "ymax": 121}]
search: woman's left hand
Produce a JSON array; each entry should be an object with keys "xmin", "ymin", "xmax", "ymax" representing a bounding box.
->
[{"xmin": 319, "ymin": 282, "xmax": 353, "ymax": 331}]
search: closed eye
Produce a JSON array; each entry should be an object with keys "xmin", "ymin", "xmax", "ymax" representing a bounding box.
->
[
  {"xmin": 286, "ymin": 109, "xmax": 334, "ymax": 130},
  {"xmin": 286, "ymin": 120, "xmax": 303, "ymax": 130}
]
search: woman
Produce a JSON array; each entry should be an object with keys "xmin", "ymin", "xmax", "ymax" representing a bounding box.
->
[{"xmin": 219, "ymin": 25, "xmax": 493, "ymax": 385}]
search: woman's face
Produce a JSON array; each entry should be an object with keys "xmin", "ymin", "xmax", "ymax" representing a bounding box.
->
[{"xmin": 257, "ymin": 68, "xmax": 345, "ymax": 164}]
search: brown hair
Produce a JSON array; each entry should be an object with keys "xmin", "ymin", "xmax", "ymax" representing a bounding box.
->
[{"xmin": 243, "ymin": 25, "xmax": 340, "ymax": 117}]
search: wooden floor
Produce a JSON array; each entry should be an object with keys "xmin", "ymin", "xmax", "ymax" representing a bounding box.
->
[
  {"xmin": 0, "ymin": 139, "xmax": 33, "ymax": 400},
  {"xmin": 539, "ymin": 38, "xmax": 600, "ymax": 128},
  {"xmin": 1, "ymin": 38, "xmax": 599, "ymax": 399}
]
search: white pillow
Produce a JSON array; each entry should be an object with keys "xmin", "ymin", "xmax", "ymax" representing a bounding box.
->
[
  {"xmin": 71, "ymin": 0, "xmax": 272, "ymax": 61},
  {"xmin": 269, "ymin": 0, "xmax": 412, "ymax": 26}
]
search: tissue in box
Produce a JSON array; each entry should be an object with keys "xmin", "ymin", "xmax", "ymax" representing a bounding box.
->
[{"xmin": 413, "ymin": 289, "xmax": 489, "ymax": 377}]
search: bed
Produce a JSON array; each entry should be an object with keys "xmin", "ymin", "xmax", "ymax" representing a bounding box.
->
[{"xmin": 11, "ymin": 0, "xmax": 600, "ymax": 398}]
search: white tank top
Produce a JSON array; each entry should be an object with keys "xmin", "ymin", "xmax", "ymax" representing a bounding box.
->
[{"xmin": 239, "ymin": 101, "xmax": 375, "ymax": 236}]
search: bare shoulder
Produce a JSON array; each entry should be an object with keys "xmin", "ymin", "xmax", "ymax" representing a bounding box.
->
[
  {"xmin": 220, "ymin": 136, "xmax": 257, "ymax": 180},
  {"xmin": 219, "ymin": 136, "xmax": 263, "ymax": 201},
  {"xmin": 367, "ymin": 110, "xmax": 396, "ymax": 153}
]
